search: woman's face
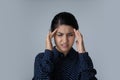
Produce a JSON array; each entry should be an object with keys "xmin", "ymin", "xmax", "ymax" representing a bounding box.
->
[{"xmin": 54, "ymin": 25, "xmax": 75, "ymax": 55}]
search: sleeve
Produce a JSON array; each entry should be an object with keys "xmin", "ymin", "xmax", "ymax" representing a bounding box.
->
[
  {"xmin": 78, "ymin": 52, "xmax": 97, "ymax": 80},
  {"xmin": 32, "ymin": 49, "xmax": 54, "ymax": 80}
]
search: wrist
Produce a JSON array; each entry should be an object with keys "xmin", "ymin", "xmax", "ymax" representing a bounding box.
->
[
  {"xmin": 78, "ymin": 49, "xmax": 86, "ymax": 53},
  {"xmin": 77, "ymin": 44, "xmax": 86, "ymax": 53}
]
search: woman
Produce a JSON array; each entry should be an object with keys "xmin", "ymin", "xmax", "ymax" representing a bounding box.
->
[{"xmin": 32, "ymin": 12, "xmax": 97, "ymax": 80}]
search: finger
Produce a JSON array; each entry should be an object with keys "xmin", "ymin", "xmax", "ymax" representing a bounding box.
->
[
  {"xmin": 74, "ymin": 29, "xmax": 80, "ymax": 42},
  {"xmin": 76, "ymin": 30, "xmax": 80, "ymax": 35},
  {"xmin": 73, "ymin": 28, "xmax": 77, "ymax": 33},
  {"xmin": 76, "ymin": 30, "xmax": 83, "ymax": 38},
  {"xmin": 73, "ymin": 29, "xmax": 77, "ymax": 37},
  {"xmin": 51, "ymin": 28, "xmax": 57, "ymax": 37},
  {"xmin": 47, "ymin": 31, "xmax": 51, "ymax": 38},
  {"xmin": 74, "ymin": 29, "xmax": 84, "ymax": 42},
  {"xmin": 74, "ymin": 29, "xmax": 80, "ymax": 38}
]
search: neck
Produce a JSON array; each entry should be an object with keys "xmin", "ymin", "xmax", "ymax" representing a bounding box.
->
[{"xmin": 55, "ymin": 46, "xmax": 68, "ymax": 56}]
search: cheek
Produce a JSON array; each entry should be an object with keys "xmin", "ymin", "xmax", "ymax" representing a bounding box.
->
[
  {"xmin": 68, "ymin": 37, "xmax": 75, "ymax": 43},
  {"xmin": 54, "ymin": 36, "xmax": 61, "ymax": 43}
]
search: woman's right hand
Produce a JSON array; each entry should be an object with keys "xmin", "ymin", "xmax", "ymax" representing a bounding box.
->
[{"xmin": 46, "ymin": 29, "xmax": 57, "ymax": 50}]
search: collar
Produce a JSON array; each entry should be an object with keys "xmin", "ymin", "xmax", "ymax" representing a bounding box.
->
[{"xmin": 52, "ymin": 46, "xmax": 77, "ymax": 60}]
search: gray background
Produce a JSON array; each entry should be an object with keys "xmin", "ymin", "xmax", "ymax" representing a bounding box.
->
[{"xmin": 0, "ymin": 0, "xmax": 120, "ymax": 80}]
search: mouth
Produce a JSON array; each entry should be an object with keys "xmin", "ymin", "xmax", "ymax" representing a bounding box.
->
[{"xmin": 61, "ymin": 44, "xmax": 68, "ymax": 48}]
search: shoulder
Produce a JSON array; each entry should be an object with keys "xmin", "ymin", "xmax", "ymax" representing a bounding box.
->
[{"xmin": 35, "ymin": 52, "xmax": 45, "ymax": 61}]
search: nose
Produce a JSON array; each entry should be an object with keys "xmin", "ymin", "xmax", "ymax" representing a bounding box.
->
[{"xmin": 62, "ymin": 35, "xmax": 68, "ymax": 43}]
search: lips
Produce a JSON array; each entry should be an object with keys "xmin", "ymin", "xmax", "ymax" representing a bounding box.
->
[{"xmin": 61, "ymin": 44, "xmax": 68, "ymax": 48}]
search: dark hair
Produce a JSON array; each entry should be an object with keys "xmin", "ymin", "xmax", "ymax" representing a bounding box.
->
[{"xmin": 50, "ymin": 12, "xmax": 79, "ymax": 32}]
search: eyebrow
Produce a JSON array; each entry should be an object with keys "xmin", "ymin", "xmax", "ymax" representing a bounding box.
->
[{"xmin": 57, "ymin": 32, "xmax": 74, "ymax": 34}]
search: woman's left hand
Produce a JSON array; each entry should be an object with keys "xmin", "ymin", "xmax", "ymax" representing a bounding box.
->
[{"xmin": 74, "ymin": 29, "xmax": 86, "ymax": 53}]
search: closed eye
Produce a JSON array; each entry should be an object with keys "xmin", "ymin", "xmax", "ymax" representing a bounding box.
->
[
  {"xmin": 56, "ymin": 33, "xmax": 63, "ymax": 36},
  {"xmin": 68, "ymin": 33, "xmax": 74, "ymax": 36},
  {"xmin": 56, "ymin": 32, "xmax": 74, "ymax": 37}
]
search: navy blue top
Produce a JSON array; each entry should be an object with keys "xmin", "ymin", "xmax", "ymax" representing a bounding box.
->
[{"xmin": 32, "ymin": 47, "xmax": 97, "ymax": 80}]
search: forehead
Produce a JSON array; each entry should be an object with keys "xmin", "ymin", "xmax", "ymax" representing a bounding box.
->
[{"xmin": 56, "ymin": 25, "xmax": 74, "ymax": 33}]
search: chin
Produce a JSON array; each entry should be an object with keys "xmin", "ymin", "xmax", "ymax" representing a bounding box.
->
[
  {"xmin": 56, "ymin": 45, "xmax": 71, "ymax": 53},
  {"xmin": 61, "ymin": 48, "xmax": 70, "ymax": 53}
]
